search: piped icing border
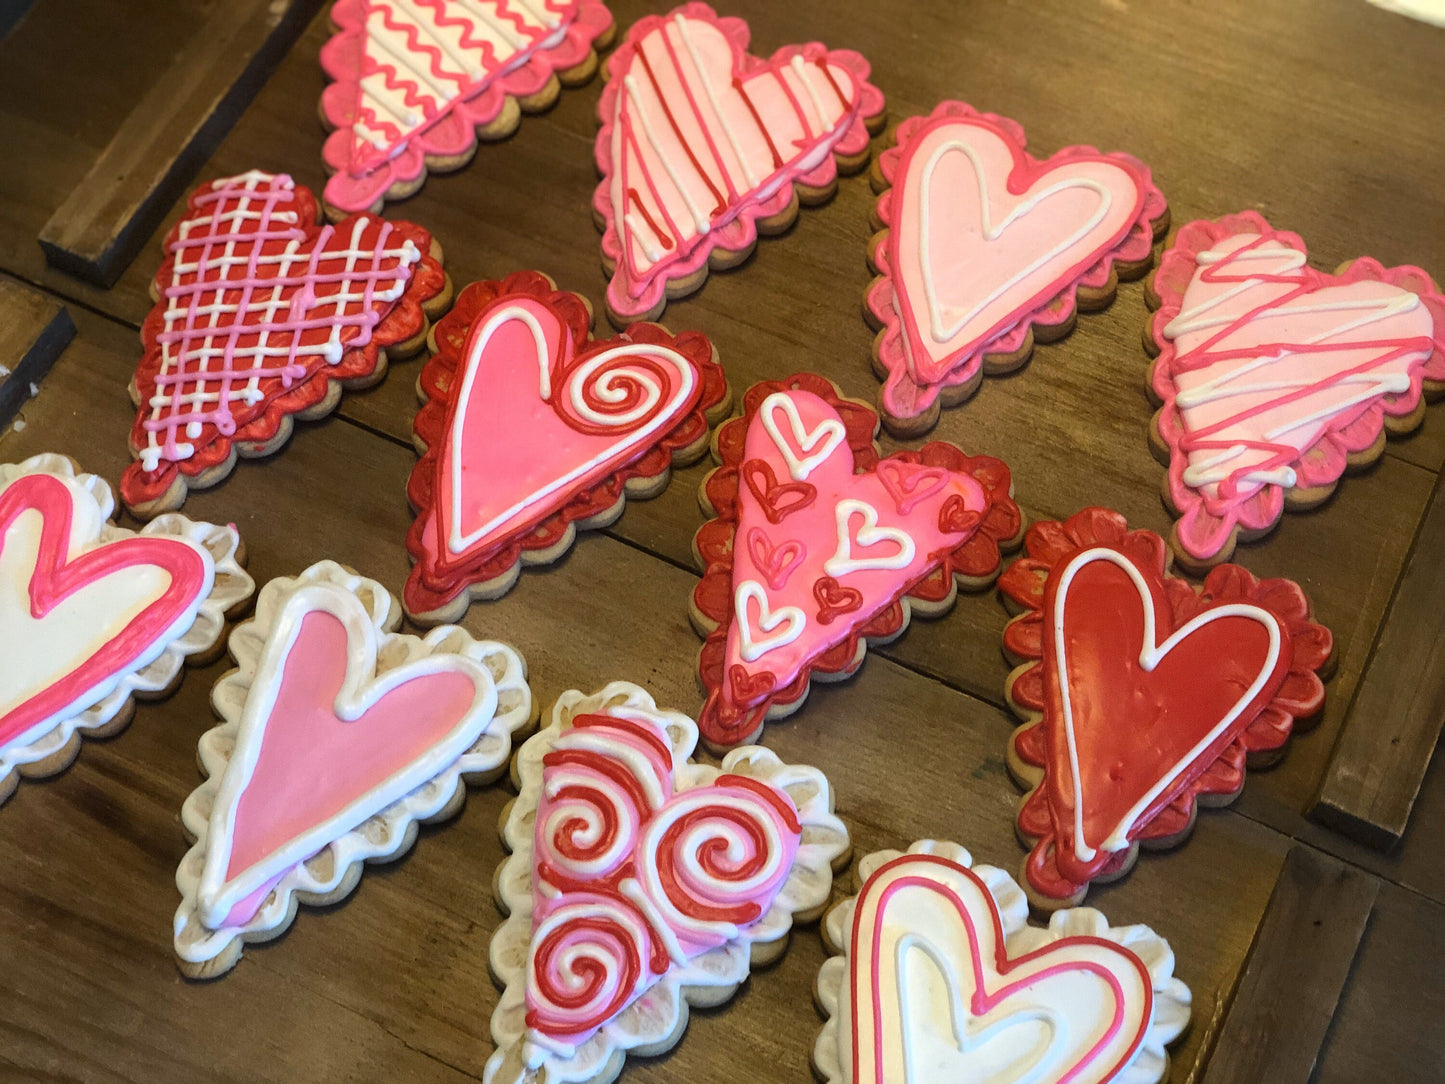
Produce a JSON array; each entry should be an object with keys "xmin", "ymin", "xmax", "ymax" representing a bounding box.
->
[
  {"xmin": 593, "ymin": 2, "xmax": 886, "ymax": 322},
  {"xmin": 1145, "ymin": 210, "xmax": 1445, "ymax": 567},
  {"xmin": 486, "ymin": 679, "xmax": 849, "ymax": 1084},
  {"xmin": 997, "ymin": 508, "xmax": 1332, "ymax": 906},
  {"xmin": 173, "ymin": 560, "xmax": 534, "ymax": 977},
  {"xmin": 813, "ymin": 840, "xmax": 1191, "ymax": 1084},
  {"xmin": 121, "ymin": 170, "xmax": 449, "ymax": 518},
  {"xmin": 320, "ymin": 0, "xmax": 615, "ymax": 216},
  {"xmin": 0, "ymin": 454, "xmax": 252, "ymax": 804},
  {"xmin": 690, "ymin": 373, "xmax": 1023, "ymax": 750},
  {"xmin": 404, "ymin": 270, "xmax": 730, "ymax": 622},
  {"xmin": 867, "ymin": 101, "xmax": 1168, "ymax": 431}
]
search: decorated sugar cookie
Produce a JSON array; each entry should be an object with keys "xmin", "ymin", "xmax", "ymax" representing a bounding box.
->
[
  {"xmin": 814, "ymin": 840, "xmax": 1191, "ymax": 1084},
  {"xmin": 173, "ymin": 561, "xmax": 534, "ymax": 978},
  {"xmin": 121, "ymin": 170, "xmax": 450, "ymax": 518},
  {"xmin": 691, "ymin": 374, "xmax": 1023, "ymax": 750},
  {"xmin": 594, "ymin": 3, "xmax": 886, "ymax": 324},
  {"xmin": 868, "ymin": 101, "xmax": 1169, "ymax": 435},
  {"xmin": 0, "ymin": 455, "xmax": 252, "ymax": 806},
  {"xmin": 998, "ymin": 508, "xmax": 1332, "ymax": 907},
  {"xmin": 1146, "ymin": 211, "xmax": 1445, "ymax": 569},
  {"xmin": 404, "ymin": 271, "xmax": 729, "ymax": 624},
  {"xmin": 487, "ymin": 680, "xmax": 849, "ymax": 1084},
  {"xmin": 321, "ymin": 0, "xmax": 615, "ymax": 217}
]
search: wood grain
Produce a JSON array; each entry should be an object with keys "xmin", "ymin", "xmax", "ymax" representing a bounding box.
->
[
  {"xmin": 1200, "ymin": 845, "xmax": 1378, "ymax": 1084},
  {"xmin": 0, "ymin": 275, "xmax": 73, "ymax": 427},
  {"xmin": 36, "ymin": 0, "xmax": 322, "ymax": 286},
  {"xmin": 1311, "ymin": 469, "xmax": 1445, "ymax": 849}
]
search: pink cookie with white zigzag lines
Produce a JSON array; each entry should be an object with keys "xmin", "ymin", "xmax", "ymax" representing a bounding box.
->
[
  {"xmin": 867, "ymin": 101, "xmax": 1168, "ymax": 436},
  {"xmin": 594, "ymin": 3, "xmax": 885, "ymax": 325},
  {"xmin": 1145, "ymin": 211, "xmax": 1445, "ymax": 570}
]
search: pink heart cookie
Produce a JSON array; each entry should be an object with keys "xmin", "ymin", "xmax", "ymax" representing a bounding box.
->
[
  {"xmin": 868, "ymin": 101, "xmax": 1168, "ymax": 434},
  {"xmin": 487, "ymin": 682, "xmax": 849, "ymax": 1083},
  {"xmin": 692, "ymin": 374, "xmax": 1023, "ymax": 749},
  {"xmin": 406, "ymin": 271, "xmax": 729, "ymax": 623},
  {"xmin": 320, "ymin": 0, "xmax": 614, "ymax": 216},
  {"xmin": 594, "ymin": 3, "xmax": 885, "ymax": 323},
  {"xmin": 1146, "ymin": 211, "xmax": 1445, "ymax": 567}
]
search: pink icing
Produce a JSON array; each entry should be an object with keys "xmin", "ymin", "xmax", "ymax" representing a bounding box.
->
[
  {"xmin": 0, "ymin": 473, "xmax": 209, "ymax": 750},
  {"xmin": 1150, "ymin": 213, "xmax": 1445, "ymax": 561},
  {"xmin": 850, "ymin": 854, "xmax": 1153, "ymax": 1084},
  {"xmin": 594, "ymin": 3, "xmax": 884, "ymax": 319},
  {"xmin": 724, "ymin": 390, "xmax": 988, "ymax": 695},
  {"xmin": 526, "ymin": 709, "xmax": 801, "ymax": 1049},
  {"xmin": 434, "ymin": 295, "xmax": 704, "ymax": 559},
  {"xmin": 220, "ymin": 609, "xmax": 478, "ymax": 922},
  {"xmin": 870, "ymin": 102, "xmax": 1166, "ymax": 421},
  {"xmin": 321, "ymin": 0, "xmax": 614, "ymax": 213}
]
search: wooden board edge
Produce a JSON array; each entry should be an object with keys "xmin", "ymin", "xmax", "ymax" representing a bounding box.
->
[
  {"xmin": 0, "ymin": 282, "xmax": 75, "ymax": 427},
  {"xmin": 1196, "ymin": 844, "xmax": 1378, "ymax": 1084}
]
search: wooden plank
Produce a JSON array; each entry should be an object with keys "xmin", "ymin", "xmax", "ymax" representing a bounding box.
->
[
  {"xmin": 1311, "ymin": 470, "xmax": 1445, "ymax": 850},
  {"xmin": 0, "ymin": 276, "xmax": 73, "ymax": 426},
  {"xmin": 35, "ymin": 0, "xmax": 322, "ymax": 287},
  {"xmin": 1203, "ymin": 845, "xmax": 1378, "ymax": 1084}
]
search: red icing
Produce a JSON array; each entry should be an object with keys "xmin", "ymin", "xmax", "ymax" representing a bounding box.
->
[
  {"xmin": 0, "ymin": 474, "xmax": 208, "ymax": 748},
  {"xmin": 998, "ymin": 508, "xmax": 1333, "ymax": 901},
  {"xmin": 693, "ymin": 374, "xmax": 1021, "ymax": 748},
  {"xmin": 405, "ymin": 272, "xmax": 728, "ymax": 616}
]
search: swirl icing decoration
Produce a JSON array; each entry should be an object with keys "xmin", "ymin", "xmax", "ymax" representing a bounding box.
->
[
  {"xmin": 173, "ymin": 561, "xmax": 534, "ymax": 978},
  {"xmin": 405, "ymin": 271, "xmax": 729, "ymax": 624},
  {"xmin": 812, "ymin": 841, "xmax": 1192, "ymax": 1084},
  {"xmin": 594, "ymin": 3, "xmax": 886, "ymax": 322},
  {"xmin": 120, "ymin": 170, "xmax": 447, "ymax": 519},
  {"xmin": 997, "ymin": 508, "xmax": 1332, "ymax": 906},
  {"xmin": 0, "ymin": 455, "xmax": 253, "ymax": 806},
  {"xmin": 868, "ymin": 101, "xmax": 1169, "ymax": 432},
  {"xmin": 487, "ymin": 683, "xmax": 849, "ymax": 1083},
  {"xmin": 691, "ymin": 374, "xmax": 1023, "ymax": 749},
  {"xmin": 320, "ymin": 0, "xmax": 615, "ymax": 215},
  {"xmin": 1146, "ymin": 211, "xmax": 1445, "ymax": 567}
]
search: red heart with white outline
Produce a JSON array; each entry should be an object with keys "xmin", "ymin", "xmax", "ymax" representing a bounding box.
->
[{"xmin": 0, "ymin": 473, "xmax": 209, "ymax": 750}]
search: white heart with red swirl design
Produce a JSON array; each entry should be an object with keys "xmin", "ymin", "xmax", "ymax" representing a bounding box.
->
[{"xmin": 525, "ymin": 710, "xmax": 802, "ymax": 1053}]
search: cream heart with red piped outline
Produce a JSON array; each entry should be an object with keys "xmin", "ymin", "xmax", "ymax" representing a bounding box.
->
[
  {"xmin": 595, "ymin": 3, "xmax": 885, "ymax": 320},
  {"xmin": 813, "ymin": 842, "xmax": 1191, "ymax": 1084}
]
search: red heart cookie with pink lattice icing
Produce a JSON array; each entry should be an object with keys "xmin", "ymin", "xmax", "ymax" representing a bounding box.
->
[
  {"xmin": 868, "ymin": 101, "xmax": 1168, "ymax": 435},
  {"xmin": 487, "ymin": 681, "xmax": 849, "ymax": 1084},
  {"xmin": 998, "ymin": 508, "xmax": 1332, "ymax": 906},
  {"xmin": 320, "ymin": 0, "xmax": 614, "ymax": 216},
  {"xmin": 594, "ymin": 3, "xmax": 886, "ymax": 323},
  {"xmin": 405, "ymin": 272, "xmax": 729, "ymax": 624},
  {"xmin": 1146, "ymin": 211, "xmax": 1445, "ymax": 568},
  {"xmin": 691, "ymin": 374, "xmax": 1023, "ymax": 750},
  {"xmin": 121, "ymin": 170, "xmax": 448, "ymax": 519}
]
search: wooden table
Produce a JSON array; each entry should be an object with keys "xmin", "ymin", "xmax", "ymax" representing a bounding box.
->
[{"xmin": 2, "ymin": 2, "xmax": 1443, "ymax": 1082}]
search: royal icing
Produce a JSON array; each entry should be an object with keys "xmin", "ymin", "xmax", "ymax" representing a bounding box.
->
[
  {"xmin": 691, "ymin": 375, "xmax": 1022, "ymax": 748},
  {"xmin": 121, "ymin": 170, "xmax": 445, "ymax": 515},
  {"xmin": 0, "ymin": 455, "xmax": 252, "ymax": 802},
  {"xmin": 869, "ymin": 102, "xmax": 1167, "ymax": 423},
  {"xmin": 1149, "ymin": 212, "xmax": 1445, "ymax": 563},
  {"xmin": 321, "ymin": 0, "xmax": 614, "ymax": 214},
  {"xmin": 814, "ymin": 841, "xmax": 1191, "ymax": 1084},
  {"xmin": 595, "ymin": 3, "xmax": 885, "ymax": 320},
  {"xmin": 998, "ymin": 509, "xmax": 1332, "ymax": 903},
  {"xmin": 487, "ymin": 681, "xmax": 848, "ymax": 1084},
  {"xmin": 405, "ymin": 272, "xmax": 728, "ymax": 620},
  {"xmin": 173, "ymin": 561, "xmax": 533, "ymax": 974}
]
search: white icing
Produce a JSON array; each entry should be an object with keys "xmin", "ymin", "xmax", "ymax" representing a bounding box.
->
[
  {"xmin": 918, "ymin": 136, "xmax": 1115, "ymax": 346},
  {"xmin": 758, "ymin": 391, "xmax": 846, "ymax": 481},
  {"xmin": 733, "ymin": 579, "xmax": 806, "ymax": 662},
  {"xmin": 1052, "ymin": 548, "xmax": 1281, "ymax": 862},
  {"xmin": 624, "ymin": 72, "xmax": 712, "ymax": 235},
  {"xmin": 674, "ymin": 14, "xmax": 759, "ymax": 188},
  {"xmin": 823, "ymin": 499, "xmax": 916, "ymax": 578}
]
